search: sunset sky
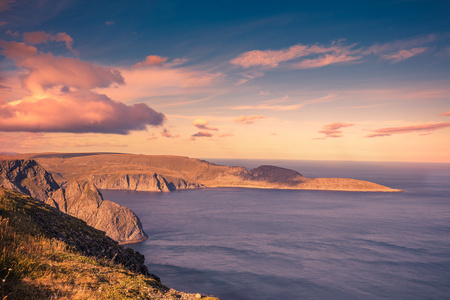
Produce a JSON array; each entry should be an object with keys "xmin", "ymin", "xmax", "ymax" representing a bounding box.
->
[{"xmin": 1, "ymin": 0, "xmax": 449, "ymax": 162}]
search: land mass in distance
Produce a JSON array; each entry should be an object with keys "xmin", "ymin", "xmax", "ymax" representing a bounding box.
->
[{"xmin": 2, "ymin": 153, "xmax": 401, "ymax": 192}]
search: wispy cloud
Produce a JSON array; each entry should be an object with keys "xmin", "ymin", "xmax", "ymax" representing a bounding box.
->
[
  {"xmin": 235, "ymin": 115, "xmax": 266, "ymax": 124},
  {"xmin": 230, "ymin": 42, "xmax": 359, "ymax": 69},
  {"xmin": 366, "ymin": 122, "xmax": 450, "ymax": 138},
  {"xmin": 133, "ymin": 55, "xmax": 168, "ymax": 68},
  {"xmin": 191, "ymin": 131, "xmax": 214, "ymax": 140},
  {"xmin": 230, "ymin": 94, "xmax": 334, "ymax": 111},
  {"xmin": 192, "ymin": 119, "xmax": 218, "ymax": 131},
  {"xmin": 316, "ymin": 122, "xmax": 354, "ymax": 139},
  {"xmin": 160, "ymin": 128, "xmax": 179, "ymax": 138},
  {"xmin": 230, "ymin": 34, "xmax": 437, "ymax": 81},
  {"xmin": 381, "ymin": 47, "xmax": 428, "ymax": 63}
]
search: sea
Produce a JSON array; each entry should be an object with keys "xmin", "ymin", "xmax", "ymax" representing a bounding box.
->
[{"xmin": 101, "ymin": 159, "xmax": 450, "ymax": 300}]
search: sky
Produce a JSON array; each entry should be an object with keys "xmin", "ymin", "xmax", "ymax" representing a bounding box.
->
[{"xmin": 0, "ymin": 0, "xmax": 449, "ymax": 163}]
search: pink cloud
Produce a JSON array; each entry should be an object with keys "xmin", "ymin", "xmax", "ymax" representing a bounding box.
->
[
  {"xmin": 0, "ymin": 40, "xmax": 165, "ymax": 134},
  {"xmin": 134, "ymin": 55, "xmax": 168, "ymax": 68},
  {"xmin": 23, "ymin": 31, "xmax": 74, "ymax": 52},
  {"xmin": 192, "ymin": 131, "xmax": 213, "ymax": 137},
  {"xmin": 235, "ymin": 115, "xmax": 266, "ymax": 124},
  {"xmin": 192, "ymin": 119, "xmax": 218, "ymax": 131},
  {"xmin": 0, "ymin": 41, "xmax": 124, "ymax": 94},
  {"xmin": 381, "ymin": 47, "xmax": 428, "ymax": 63},
  {"xmin": 293, "ymin": 53, "xmax": 362, "ymax": 69},
  {"xmin": 0, "ymin": 92, "xmax": 165, "ymax": 134},
  {"xmin": 366, "ymin": 122, "xmax": 450, "ymax": 138},
  {"xmin": 442, "ymin": 111, "xmax": 450, "ymax": 116},
  {"xmin": 219, "ymin": 133, "xmax": 234, "ymax": 138},
  {"xmin": 317, "ymin": 122, "xmax": 354, "ymax": 139},
  {"xmin": 160, "ymin": 128, "xmax": 178, "ymax": 138},
  {"xmin": 230, "ymin": 35, "xmax": 436, "ymax": 74},
  {"xmin": 5, "ymin": 29, "xmax": 19, "ymax": 37},
  {"xmin": 230, "ymin": 42, "xmax": 359, "ymax": 70}
]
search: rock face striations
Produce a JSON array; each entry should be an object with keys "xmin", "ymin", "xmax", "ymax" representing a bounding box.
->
[{"xmin": 0, "ymin": 159, "xmax": 148, "ymax": 244}]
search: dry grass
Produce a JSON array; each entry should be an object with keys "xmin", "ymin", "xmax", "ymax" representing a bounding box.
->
[{"xmin": 0, "ymin": 190, "xmax": 218, "ymax": 299}]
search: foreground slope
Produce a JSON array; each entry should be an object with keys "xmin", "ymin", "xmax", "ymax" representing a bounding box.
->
[
  {"xmin": 0, "ymin": 188, "xmax": 218, "ymax": 300},
  {"xmin": 7, "ymin": 153, "xmax": 401, "ymax": 192}
]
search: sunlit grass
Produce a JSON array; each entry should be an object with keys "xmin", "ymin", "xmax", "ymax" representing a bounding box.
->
[{"xmin": 0, "ymin": 189, "xmax": 217, "ymax": 299}]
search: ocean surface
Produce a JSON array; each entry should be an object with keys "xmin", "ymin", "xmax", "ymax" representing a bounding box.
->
[{"xmin": 102, "ymin": 160, "xmax": 450, "ymax": 299}]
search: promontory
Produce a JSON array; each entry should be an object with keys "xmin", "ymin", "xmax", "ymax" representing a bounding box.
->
[{"xmin": 1, "ymin": 152, "xmax": 401, "ymax": 193}]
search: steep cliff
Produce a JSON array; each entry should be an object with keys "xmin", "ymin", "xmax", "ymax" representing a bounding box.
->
[{"xmin": 0, "ymin": 159, "xmax": 148, "ymax": 244}]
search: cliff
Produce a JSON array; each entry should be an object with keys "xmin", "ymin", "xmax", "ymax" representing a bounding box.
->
[
  {"xmin": 3, "ymin": 152, "xmax": 401, "ymax": 192},
  {"xmin": 0, "ymin": 188, "xmax": 217, "ymax": 299},
  {"xmin": 0, "ymin": 159, "xmax": 148, "ymax": 244}
]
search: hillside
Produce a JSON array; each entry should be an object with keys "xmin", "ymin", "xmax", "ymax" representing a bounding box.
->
[
  {"xmin": 4, "ymin": 153, "xmax": 401, "ymax": 192},
  {"xmin": 0, "ymin": 188, "xmax": 218, "ymax": 300}
]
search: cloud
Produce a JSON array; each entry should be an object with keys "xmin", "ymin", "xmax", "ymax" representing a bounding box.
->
[
  {"xmin": 316, "ymin": 122, "xmax": 354, "ymax": 139},
  {"xmin": 230, "ymin": 34, "xmax": 437, "ymax": 76},
  {"xmin": 0, "ymin": 41, "xmax": 124, "ymax": 94},
  {"xmin": 441, "ymin": 111, "xmax": 450, "ymax": 116},
  {"xmin": 134, "ymin": 55, "xmax": 168, "ymax": 68},
  {"xmin": 105, "ymin": 21, "xmax": 114, "ymax": 26},
  {"xmin": 366, "ymin": 122, "xmax": 450, "ymax": 138},
  {"xmin": 5, "ymin": 29, "xmax": 19, "ymax": 37},
  {"xmin": 235, "ymin": 115, "xmax": 266, "ymax": 124},
  {"xmin": 230, "ymin": 42, "xmax": 360, "ymax": 70},
  {"xmin": 22, "ymin": 31, "xmax": 75, "ymax": 52},
  {"xmin": 192, "ymin": 118, "xmax": 218, "ymax": 131},
  {"xmin": 235, "ymin": 70, "xmax": 265, "ymax": 85},
  {"xmin": 0, "ymin": 92, "xmax": 165, "ymax": 134},
  {"xmin": 219, "ymin": 133, "xmax": 233, "ymax": 138},
  {"xmin": 192, "ymin": 131, "xmax": 213, "ymax": 137},
  {"xmin": 0, "ymin": 22, "xmax": 6, "ymax": 26},
  {"xmin": 160, "ymin": 128, "xmax": 178, "ymax": 138},
  {"xmin": 381, "ymin": 47, "xmax": 428, "ymax": 63},
  {"xmin": 293, "ymin": 53, "xmax": 362, "ymax": 69},
  {"xmin": 0, "ymin": 40, "xmax": 165, "ymax": 134},
  {"xmin": 230, "ymin": 94, "xmax": 334, "ymax": 111},
  {"xmin": 0, "ymin": 0, "xmax": 14, "ymax": 12}
]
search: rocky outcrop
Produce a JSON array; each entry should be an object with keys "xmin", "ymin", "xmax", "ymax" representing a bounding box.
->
[
  {"xmin": 0, "ymin": 159, "xmax": 148, "ymax": 244},
  {"xmin": 0, "ymin": 159, "xmax": 61, "ymax": 208}
]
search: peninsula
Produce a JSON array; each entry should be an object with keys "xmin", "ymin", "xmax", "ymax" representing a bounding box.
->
[{"xmin": 2, "ymin": 152, "xmax": 401, "ymax": 192}]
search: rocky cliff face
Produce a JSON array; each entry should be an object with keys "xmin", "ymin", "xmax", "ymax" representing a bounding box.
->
[
  {"xmin": 90, "ymin": 173, "xmax": 204, "ymax": 192},
  {"xmin": 0, "ymin": 159, "xmax": 148, "ymax": 244}
]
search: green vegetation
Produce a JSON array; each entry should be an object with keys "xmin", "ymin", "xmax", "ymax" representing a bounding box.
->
[{"xmin": 0, "ymin": 189, "xmax": 218, "ymax": 299}]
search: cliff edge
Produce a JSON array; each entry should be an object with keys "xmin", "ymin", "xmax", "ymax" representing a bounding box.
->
[
  {"xmin": 0, "ymin": 159, "xmax": 148, "ymax": 244},
  {"xmin": 0, "ymin": 188, "xmax": 217, "ymax": 299}
]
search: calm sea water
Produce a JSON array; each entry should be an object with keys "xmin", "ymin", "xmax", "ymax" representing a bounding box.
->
[{"xmin": 102, "ymin": 160, "xmax": 450, "ymax": 299}]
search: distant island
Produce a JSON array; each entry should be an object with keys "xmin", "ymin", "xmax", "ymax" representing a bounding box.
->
[{"xmin": 2, "ymin": 152, "xmax": 402, "ymax": 193}]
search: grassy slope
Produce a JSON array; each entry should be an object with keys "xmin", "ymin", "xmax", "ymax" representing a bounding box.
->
[{"xmin": 0, "ymin": 188, "xmax": 218, "ymax": 300}]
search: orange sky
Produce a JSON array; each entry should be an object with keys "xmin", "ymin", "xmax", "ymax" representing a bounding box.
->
[{"xmin": 1, "ymin": 1, "xmax": 449, "ymax": 163}]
